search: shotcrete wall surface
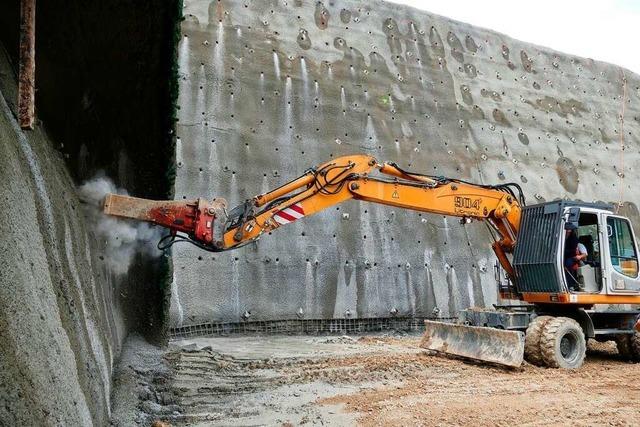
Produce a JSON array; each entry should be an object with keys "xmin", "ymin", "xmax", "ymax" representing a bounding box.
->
[
  {"xmin": 0, "ymin": 47, "xmax": 123, "ymax": 425},
  {"xmin": 172, "ymin": 0, "xmax": 640, "ymax": 327}
]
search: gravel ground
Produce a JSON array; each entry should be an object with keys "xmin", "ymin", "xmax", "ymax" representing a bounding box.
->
[
  {"xmin": 321, "ymin": 339, "xmax": 640, "ymax": 426},
  {"xmin": 111, "ymin": 333, "xmax": 640, "ymax": 426}
]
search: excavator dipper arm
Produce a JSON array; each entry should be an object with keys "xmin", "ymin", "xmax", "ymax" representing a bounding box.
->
[{"xmin": 103, "ymin": 154, "xmax": 522, "ymax": 276}]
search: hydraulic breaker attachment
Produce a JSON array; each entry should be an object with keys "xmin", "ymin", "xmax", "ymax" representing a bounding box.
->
[
  {"xmin": 421, "ymin": 320, "xmax": 525, "ymax": 368},
  {"xmin": 103, "ymin": 193, "xmax": 227, "ymax": 251}
]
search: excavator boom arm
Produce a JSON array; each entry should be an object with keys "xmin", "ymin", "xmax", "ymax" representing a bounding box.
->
[{"xmin": 103, "ymin": 154, "xmax": 522, "ymax": 276}]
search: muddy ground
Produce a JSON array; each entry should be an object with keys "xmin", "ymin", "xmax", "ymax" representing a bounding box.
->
[{"xmin": 111, "ymin": 333, "xmax": 640, "ymax": 426}]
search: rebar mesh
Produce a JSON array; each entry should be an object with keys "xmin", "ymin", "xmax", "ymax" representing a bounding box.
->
[{"xmin": 169, "ymin": 316, "xmax": 456, "ymax": 339}]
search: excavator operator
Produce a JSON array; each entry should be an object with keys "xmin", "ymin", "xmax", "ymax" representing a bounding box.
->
[{"xmin": 564, "ymin": 222, "xmax": 587, "ymax": 291}]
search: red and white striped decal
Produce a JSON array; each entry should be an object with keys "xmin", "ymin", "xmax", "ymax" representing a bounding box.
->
[{"xmin": 274, "ymin": 203, "xmax": 305, "ymax": 225}]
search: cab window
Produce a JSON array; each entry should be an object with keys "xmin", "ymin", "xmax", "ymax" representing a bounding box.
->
[{"xmin": 607, "ymin": 217, "xmax": 639, "ymax": 277}]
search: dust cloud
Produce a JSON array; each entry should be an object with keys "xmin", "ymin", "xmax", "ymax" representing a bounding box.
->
[{"xmin": 78, "ymin": 174, "xmax": 163, "ymax": 275}]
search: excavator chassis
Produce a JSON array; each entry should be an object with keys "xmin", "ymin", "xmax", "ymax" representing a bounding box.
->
[{"xmin": 422, "ymin": 307, "xmax": 640, "ymax": 368}]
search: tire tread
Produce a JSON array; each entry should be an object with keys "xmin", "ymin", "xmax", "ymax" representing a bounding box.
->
[
  {"xmin": 524, "ymin": 315, "xmax": 552, "ymax": 366},
  {"xmin": 539, "ymin": 316, "xmax": 585, "ymax": 369},
  {"xmin": 617, "ymin": 333, "xmax": 640, "ymax": 362}
]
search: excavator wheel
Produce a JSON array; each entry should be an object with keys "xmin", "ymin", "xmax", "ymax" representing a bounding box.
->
[
  {"xmin": 524, "ymin": 315, "xmax": 553, "ymax": 366},
  {"xmin": 539, "ymin": 317, "xmax": 586, "ymax": 369},
  {"xmin": 615, "ymin": 333, "xmax": 640, "ymax": 362}
]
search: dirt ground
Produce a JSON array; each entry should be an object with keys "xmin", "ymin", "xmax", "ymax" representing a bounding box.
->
[
  {"xmin": 321, "ymin": 338, "xmax": 640, "ymax": 426},
  {"xmin": 113, "ymin": 334, "xmax": 640, "ymax": 426}
]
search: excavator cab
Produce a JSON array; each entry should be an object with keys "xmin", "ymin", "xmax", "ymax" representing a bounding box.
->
[
  {"xmin": 568, "ymin": 207, "xmax": 640, "ymax": 294},
  {"xmin": 511, "ymin": 200, "xmax": 640, "ymax": 298}
]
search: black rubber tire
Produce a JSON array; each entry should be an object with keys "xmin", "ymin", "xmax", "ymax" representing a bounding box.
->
[
  {"xmin": 616, "ymin": 333, "xmax": 640, "ymax": 362},
  {"xmin": 524, "ymin": 315, "xmax": 553, "ymax": 366},
  {"xmin": 539, "ymin": 317, "xmax": 586, "ymax": 369}
]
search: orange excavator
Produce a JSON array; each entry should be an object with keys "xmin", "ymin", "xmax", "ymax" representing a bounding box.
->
[{"xmin": 104, "ymin": 154, "xmax": 640, "ymax": 369}]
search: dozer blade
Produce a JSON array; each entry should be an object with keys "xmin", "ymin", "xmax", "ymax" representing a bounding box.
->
[{"xmin": 420, "ymin": 320, "xmax": 524, "ymax": 368}]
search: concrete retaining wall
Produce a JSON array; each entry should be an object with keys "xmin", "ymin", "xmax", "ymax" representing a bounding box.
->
[
  {"xmin": 172, "ymin": 0, "xmax": 640, "ymax": 326},
  {"xmin": 0, "ymin": 47, "xmax": 123, "ymax": 426}
]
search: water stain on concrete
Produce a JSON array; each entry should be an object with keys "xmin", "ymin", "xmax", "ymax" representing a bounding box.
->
[
  {"xmin": 446, "ymin": 31, "xmax": 465, "ymax": 64},
  {"xmin": 297, "ymin": 28, "xmax": 311, "ymax": 50},
  {"xmin": 207, "ymin": 0, "xmax": 225, "ymax": 24},
  {"xmin": 599, "ymin": 127, "xmax": 612, "ymax": 144},
  {"xmin": 429, "ymin": 26, "xmax": 445, "ymax": 63},
  {"xmin": 465, "ymin": 35, "xmax": 478, "ymax": 53},
  {"xmin": 460, "ymin": 85, "xmax": 473, "ymax": 105},
  {"xmin": 471, "ymin": 105, "xmax": 485, "ymax": 120},
  {"xmin": 464, "ymin": 63, "xmax": 477, "ymax": 78},
  {"xmin": 556, "ymin": 148, "xmax": 579, "ymax": 193},
  {"xmin": 340, "ymin": 8, "xmax": 352, "ymax": 24},
  {"xmin": 526, "ymin": 96, "xmax": 589, "ymax": 118},
  {"xmin": 315, "ymin": 2, "xmax": 330, "ymax": 29},
  {"xmin": 383, "ymin": 18, "xmax": 403, "ymax": 58},
  {"xmin": 481, "ymin": 88, "xmax": 502, "ymax": 102},
  {"xmin": 521, "ymin": 50, "xmax": 535, "ymax": 73},
  {"xmin": 492, "ymin": 108, "xmax": 511, "ymax": 127},
  {"xmin": 518, "ymin": 132, "xmax": 530, "ymax": 145},
  {"xmin": 501, "ymin": 44, "xmax": 510, "ymax": 60}
]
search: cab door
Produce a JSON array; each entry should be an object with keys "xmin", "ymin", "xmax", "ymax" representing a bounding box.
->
[{"xmin": 603, "ymin": 215, "xmax": 640, "ymax": 293}]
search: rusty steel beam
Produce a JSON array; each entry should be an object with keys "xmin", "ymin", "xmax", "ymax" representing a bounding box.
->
[{"xmin": 18, "ymin": 0, "xmax": 36, "ymax": 130}]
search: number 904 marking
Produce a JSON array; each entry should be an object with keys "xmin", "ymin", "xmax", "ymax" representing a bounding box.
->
[{"xmin": 454, "ymin": 196, "xmax": 482, "ymax": 210}]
